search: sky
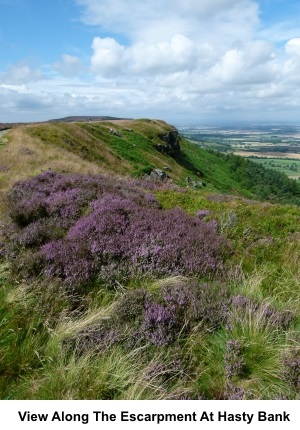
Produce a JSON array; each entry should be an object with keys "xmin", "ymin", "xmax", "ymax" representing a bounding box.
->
[{"xmin": 1, "ymin": 0, "xmax": 300, "ymax": 124}]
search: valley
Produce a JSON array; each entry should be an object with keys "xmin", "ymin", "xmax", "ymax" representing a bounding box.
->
[{"xmin": 178, "ymin": 123, "xmax": 300, "ymax": 179}]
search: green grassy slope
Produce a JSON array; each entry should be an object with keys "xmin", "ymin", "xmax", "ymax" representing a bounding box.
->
[{"xmin": 19, "ymin": 119, "xmax": 300, "ymax": 204}]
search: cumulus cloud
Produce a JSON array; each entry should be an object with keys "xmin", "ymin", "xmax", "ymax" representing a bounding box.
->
[
  {"xmin": 211, "ymin": 41, "xmax": 278, "ymax": 85},
  {"xmin": 285, "ymin": 38, "xmax": 300, "ymax": 59},
  {"xmin": 128, "ymin": 34, "xmax": 199, "ymax": 74},
  {"xmin": 282, "ymin": 38, "xmax": 300, "ymax": 84},
  {"xmin": 90, "ymin": 34, "xmax": 200, "ymax": 77},
  {"xmin": 53, "ymin": 54, "xmax": 86, "ymax": 77},
  {"xmin": 1, "ymin": 64, "xmax": 43, "ymax": 84},
  {"xmin": 91, "ymin": 37, "xmax": 125, "ymax": 75}
]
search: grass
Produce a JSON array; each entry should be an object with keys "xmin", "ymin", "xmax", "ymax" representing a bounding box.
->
[
  {"xmin": 1, "ymin": 119, "xmax": 300, "ymax": 399},
  {"xmin": 25, "ymin": 121, "xmax": 189, "ymax": 181},
  {"xmin": 0, "ymin": 127, "xmax": 109, "ymax": 217},
  {"xmin": 0, "ymin": 259, "xmax": 299, "ymax": 399}
]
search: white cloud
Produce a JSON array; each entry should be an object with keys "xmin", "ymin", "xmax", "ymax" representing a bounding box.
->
[
  {"xmin": 2, "ymin": 0, "xmax": 300, "ymax": 123},
  {"xmin": 282, "ymin": 38, "xmax": 300, "ymax": 84},
  {"xmin": 210, "ymin": 41, "xmax": 278, "ymax": 85},
  {"xmin": 89, "ymin": 34, "xmax": 202, "ymax": 77},
  {"xmin": 53, "ymin": 54, "xmax": 85, "ymax": 77},
  {"xmin": 128, "ymin": 34, "xmax": 198, "ymax": 74},
  {"xmin": 75, "ymin": 0, "xmax": 259, "ymax": 43},
  {"xmin": 1, "ymin": 64, "xmax": 43, "ymax": 84},
  {"xmin": 285, "ymin": 38, "xmax": 300, "ymax": 57},
  {"xmin": 91, "ymin": 37, "xmax": 125, "ymax": 75}
]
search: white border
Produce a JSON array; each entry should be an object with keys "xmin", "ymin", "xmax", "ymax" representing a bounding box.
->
[{"xmin": 1, "ymin": 400, "xmax": 299, "ymax": 429}]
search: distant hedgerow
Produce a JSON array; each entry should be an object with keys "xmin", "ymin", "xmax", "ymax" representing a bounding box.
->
[{"xmin": 1, "ymin": 171, "xmax": 229, "ymax": 289}]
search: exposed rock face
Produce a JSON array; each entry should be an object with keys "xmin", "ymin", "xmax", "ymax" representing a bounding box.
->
[{"xmin": 155, "ymin": 130, "xmax": 181, "ymax": 157}]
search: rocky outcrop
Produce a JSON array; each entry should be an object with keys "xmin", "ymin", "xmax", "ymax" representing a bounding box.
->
[{"xmin": 155, "ymin": 129, "xmax": 181, "ymax": 157}]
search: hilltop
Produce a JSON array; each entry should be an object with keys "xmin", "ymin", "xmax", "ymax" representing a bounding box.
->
[
  {"xmin": 0, "ymin": 118, "xmax": 300, "ymax": 400},
  {"xmin": 47, "ymin": 115, "xmax": 132, "ymax": 123}
]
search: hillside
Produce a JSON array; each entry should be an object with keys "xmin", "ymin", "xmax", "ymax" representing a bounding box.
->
[
  {"xmin": 0, "ymin": 119, "xmax": 300, "ymax": 400},
  {"xmin": 1, "ymin": 119, "xmax": 300, "ymax": 206}
]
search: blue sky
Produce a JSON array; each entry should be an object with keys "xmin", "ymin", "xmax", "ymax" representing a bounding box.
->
[{"xmin": 1, "ymin": 0, "xmax": 300, "ymax": 123}]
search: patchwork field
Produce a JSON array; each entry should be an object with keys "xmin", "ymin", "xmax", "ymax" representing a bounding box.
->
[
  {"xmin": 179, "ymin": 124, "xmax": 300, "ymax": 179},
  {"xmin": 246, "ymin": 157, "xmax": 300, "ymax": 179}
]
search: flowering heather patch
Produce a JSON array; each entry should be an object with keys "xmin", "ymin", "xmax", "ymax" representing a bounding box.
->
[
  {"xmin": 73, "ymin": 279, "xmax": 231, "ymax": 354},
  {"xmin": 6, "ymin": 171, "xmax": 156, "ymax": 230},
  {"xmin": 114, "ymin": 289, "xmax": 151, "ymax": 323},
  {"xmin": 140, "ymin": 281, "xmax": 230, "ymax": 346},
  {"xmin": 231, "ymin": 295, "xmax": 294, "ymax": 330},
  {"xmin": 145, "ymin": 355, "xmax": 185, "ymax": 382},
  {"xmin": 2, "ymin": 171, "xmax": 229, "ymax": 289},
  {"xmin": 282, "ymin": 349, "xmax": 300, "ymax": 393},
  {"xmin": 141, "ymin": 301, "xmax": 177, "ymax": 346},
  {"xmin": 72, "ymin": 324, "xmax": 121, "ymax": 355},
  {"xmin": 223, "ymin": 339, "xmax": 245, "ymax": 400},
  {"xmin": 224, "ymin": 383, "xmax": 245, "ymax": 400},
  {"xmin": 41, "ymin": 197, "xmax": 228, "ymax": 289},
  {"xmin": 224, "ymin": 339, "xmax": 245, "ymax": 379}
]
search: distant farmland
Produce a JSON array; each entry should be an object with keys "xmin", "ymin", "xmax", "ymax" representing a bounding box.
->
[
  {"xmin": 234, "ymin": 151, "xmax": 300, "ymax": 159},
  {"xmin": 246, "ymin": 156, "xmax": 300, "ymax": 179},
  {"xmin": 178, "ymin": 123, "xmax": 300, "ymax": 179}
]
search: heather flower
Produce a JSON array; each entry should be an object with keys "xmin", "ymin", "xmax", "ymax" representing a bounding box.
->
[
  {"xmin": 73, "ymin": 325, "xmax": 121, "ymax": 355},
  {"xmin": 141, "ymin": 301, "xmax": 177, "ymax": 346},
  {"xmin": 223, "ymin": 339, "xmax": 245, "ymax": 400},
  {"xmin": 114, "ymin": 289, "xmax": 150, "ymax": 323},
  {"xmin": 282, "ymin": 349, "xmax": 300, "ymax": 392},
  {"xmin": 0, "ymin": 164, "xmax": 8, "ymax": 172},
  {"xmin": 145, "ymin": 355, "xmax": 184, "ymax": 382},
  {"xmin": 224, "ymin": 383, "xmax": 245, "ymax": 400},
  {"xmin": 224, "ymin": 339, "xmax": 244, "ymax": 379}
]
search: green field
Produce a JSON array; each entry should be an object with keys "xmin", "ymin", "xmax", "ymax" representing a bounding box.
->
[{"xmin": 248, "ymin": 157, "xmax": 300, "ymax": 179}]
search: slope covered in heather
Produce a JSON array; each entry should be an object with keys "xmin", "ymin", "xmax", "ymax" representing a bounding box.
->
[{"xmin": 0, "ymin": 119, "xmax": 300, "ymax": 400}]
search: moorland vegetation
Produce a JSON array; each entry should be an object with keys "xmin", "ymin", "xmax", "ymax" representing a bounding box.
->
[{"xmin": 0, "ymin": 119, "xmax": 300, "ymax": 399}]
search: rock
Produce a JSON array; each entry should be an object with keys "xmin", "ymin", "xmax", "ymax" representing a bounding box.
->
[
  {"xmin": 186, "ymin": 177, "xmax": 206, "ymax": 188},
  {"xmin": 195, "ymin": 209, "xmax": 212, "ymax": 219},
  {"xmin": 255, "ymin": 236, "xmax": 275, "ymax": 246},
  {"xmin": 109, "ymin": 128, "xmax": 121, "ymax": 137},
  {"xmin": 149, "ymin": 169, "xmax": 170, "ymax": 181},
  {"xmin": 155, "ymin": 129, "xmax": 181, "ymax": 157}
]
